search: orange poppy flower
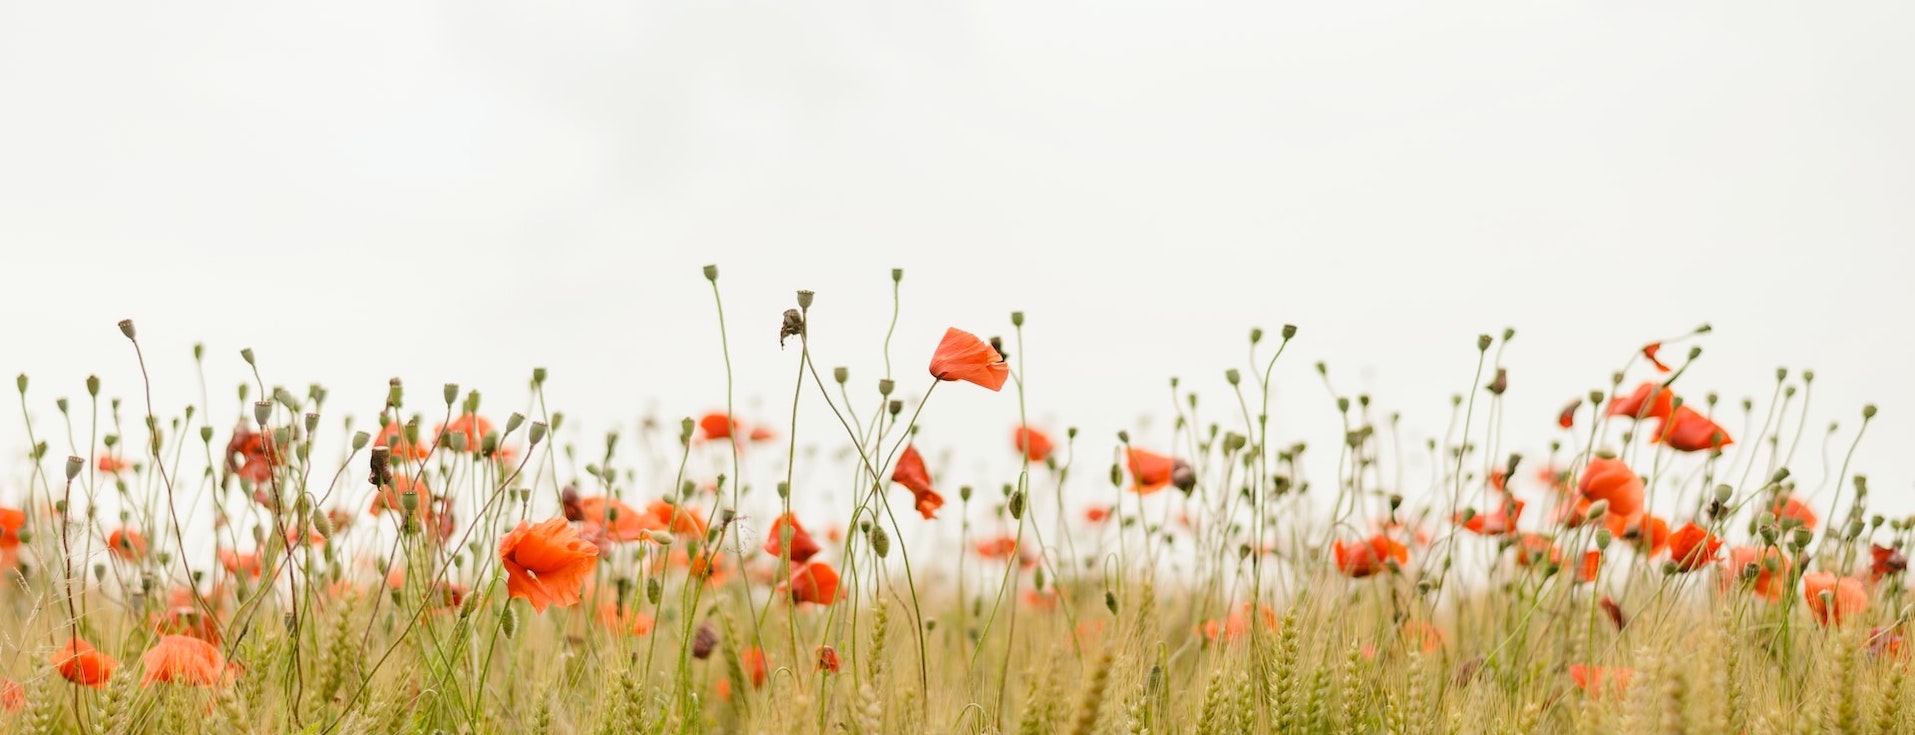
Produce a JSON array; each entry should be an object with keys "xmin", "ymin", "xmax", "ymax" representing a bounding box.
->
[
  {"xmin": 1513, "ymin": 533, "xmax": 1560, "ymax": 568},
  {"xmin": 644, "ymin": 500, "xmax": 709, "ymax": 538},
  {"xmin": 1623, "ymin": 514, "xmax": 1672, "ymax": 556},
  {"xmin": 1652, "ymin": 406, "xmax": 1733, "ymax": 452},
  {"xmin": 1870, "ymin": 544, "xmax": 1907, "ymax": 583},
  {"xmin": 763, "ymin": 513, "xmax": 820, "ymax": 564},
  {"xmin": 1764, "ymin": 495, "xmax": 1816, "ymax": 530},
  {"xmin": 1125, "ymin": 448, "xmax": 1175, "ymax": 495},
  {"xmin": 97, "ymin": 454, "xmax": 130, "ymax": 474},
  {"xmin": 697, "ymin": 412, "xmax": 742, "ymax": 442},
  {"xmin": 218, "ymin": 549, "xmax": 261, "ymax": 579},
  {"xmin": 1402, "ymin": 620, "xmax": 1445, "ymax": 652},
  {"xmin": 1458, "ymin": 497, "xmax": 1524, "ymax": 536},
  {"xmin": 1576, "ymin": 550, "xmax": 1603, "ymax": 584},
  {"xmin": 891, "ymin": 445, "xmax": 944, "ymax": 520},
  {"xmin": 1665, "ymin": 523, "xmax": 1722, "ymax": 572},
  {"xmin": 974, "ymin": 535, "xmax": 1021, "ymax": 562},
  {"xmin": 784, "ymin": 562, "xmax": 840, "ymax": 605},
  {"xmin": 223, "ymin": 424, "xmax": 283, "ymax": 486},
  {"xmin": 140, "ymin": 635, "xmax": 226, "ymax": 687},
  {"xmin": 51, "ymin": 637, "xmax": 116, "ymax": 689},
  {"xmin": 1641, "ymin": 343, "xmax": 1673, "ymax": 373},
  {"xmin": 595, "ymin": 599, "xmax": 656, "ymax": 636},
  {"xmin": 433, "ymin": 414, "xmax": 494, "ymax": 453},
  {"xmin": 1332, "ymin": 534, "xmax": 1409, "ymax": 578},
  {"xmin": 1722, "ymin": 546, "xmax": 1791, "ymax": 601},
  {"xmin": 815, "ymin": 645, "xmax": 842, "ymax": 674},
  {"xmin": 1804, "ymin": 572, "xmax": 1870, "ymax": 626},
  {"xmin": 740, "ymin": 647, "xmax": 769, "ymax": 688},
  {"xmin": 498, "ymin": 517, "xmax": 599, "ymax": 613},
  {"xmin": 1578, "ymin": 457, "xmax": 1644, "ymax": 519},
  {"xmin": 1084, "ymin": 506, "xmax": 1113, "ymax": 524},
  {"xmin": 372, "ymin": 421, "xmax": 429, "ymax": 460},
  {"xmin": 578, "ymin": 496, "xmax": 649, "ymax": 543},
  {"xmin": 105, "ymin": 527, "xmax": 147, "ymax": 561},
  {"xmin": 0, "ymin": 679, "xmax": 21, "ymax": 713},
  {"xmin": 150, "ymin": 606, "xmax": 221, "ymax": 645},
  {"xmin": 1022, "ymin": 588, "xmax": 1060, "ymax": 610},
  {"xmin": 1013, "ymin": 427, "xmax": 1054, "ymax": 464},
  {"xmin": 1607, "ymin": 382, "xmax": 1675, "ymax": 422},
  {"xmin": 0, "ymin": 507, "xmax": 23, "ymax": 551},
  {"xmin": 1569, "ymin": 665, "xmax": 1633, "ymax": 696},
  {"xmin": 928, "ymin": 327, "xmax": 1009, "ymax": 391},
  {"xmin": 1199, "ymin": 603, "xmax": 1279, "ymax": 643}
]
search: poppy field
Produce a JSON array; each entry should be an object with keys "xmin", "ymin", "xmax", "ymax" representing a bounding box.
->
[{"xmin": 0, "ymin": 266, "xmax": 1903, "ymax": 735}]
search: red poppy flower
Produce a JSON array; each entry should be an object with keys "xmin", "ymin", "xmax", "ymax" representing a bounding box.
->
[
  {"xmin": 927, "ymin": 327, "xmax": 1009, "ymax": 391},
  {"xmin": 697, "ymin": 412, "xmax": 740, "ymax": 441},
  {"xmin": 1569, "ymin": 665, "xmax": 1633, "ymax": 697},
  {"xmin": 784, "ymin": 562, "xmax": 840, "ymax": 605},
  {"xmin": 891, "ymin": 445, "xmax": 944, "ymax": 520},
  {"xmin": 1513, "ymin": 533, "xmax": 1560, "ymax": 568},
  {"xmin": 97, "ymin": 454, "xmax": 130, "ymax": 474},
  {"xmin": 1641, "ymin": 343, "xmax": 1673, "ymax": 373},
  {"xmin": 578, "ymin": 496, "xmax": 650, "ymax": 543},
  {"xmin": 1125, "ymin": 448, "xmax": 1175, "ymax": 495},
  {"xmin": 1458, "ymin": 497, "xmax": 1524, "ymax": 536},
  {"xmin": 1332, "ymin": 534, "xmax": 1409, "ymax": 578},
  {"xmin": 1578, "ymin": 457, "xmax": 1644, "ymax": 519},
  {"xmin": 974, "ymin": 535, "xmax": 1021, "ymax": 562},
  {"xmin": 218, "ymin": 549, "xmax": 261, "ymax": 579},
  {"xmin": 372, "ymin": 420, "xmax": 429, "ymax": 460},
  {"xmin": 1576, "ymin": 550, "xmax": 1603, "ymax": 583},
  {"xmin": 815, "ymin": 645, "xmax": 842, "ymax": 674},
  {"xmin": 1765, "ymin": 495, "xmax": 1816, "ymax": 530},
  {"xmin": 140, "ymin": 635, "xmax": 226, "ymax": 687},
  {"xmin": 595, "ymin": 599, "xmax": 655, "ymax": 636},
  {"xmin": 498, "ymin": 517, "xmax": 599, "ymax": 613},
  {"xmin": 1804, "ymin": 571, "xmax": 1870, "ymax": 626},
  {"xmin": 51, "ymin": 638, "xmax": 116, "ymax": 689},
  {"xmin": 645, "ymin": 500, "xmax": 709, "ymax": 538},
  {"xmin": 150, "ymin": 606, "xmax": 221, "ymax": 645},
  {"xmin": 740, "ymin": 647, "xmax": 768, "ymax": 688},
  {"xmin": 1607, "ymin": 382, "xmax": 1675, "ymax": 422},
  {"xmin": 1013, "ymin": 427, "xmax": 1054, "ymax": 464},
  {"xmin": 1665, "ymin": 523, "xmax": 1723, "ymax": 572},
  {"xmin": 0, "ymin": 507, "xmax": 23, "ymax": 551},
  {"xmin": 1722, "ymin": 546, "xmax": 1791, "ymax": 601},
  {"xmin": 1652, "ymin": 406, "xmax": 1733, "ymax": 452},
  {"xmin": 0, "ymin": 679, "xmax": 21, "ymax": 713},
  {"xmin": 1199, "ymin": 603, "xmax": 1278, "ymax": 643},
  {"xmin": 1625, "ymin": 514, "xmax": 1671, "ymax": 556},
  {"xmin": 1558, "ymin": 400, "xmax": 1580, "ymax": 429},
  {"xmin": 1870, "ymin": 544, "xmax": 1907, "ymax": 583},
  {"xmin": 763, "ymin": 513, "xmax": 821, "ymax": 564},
  {"xmin": 105, "ymin": 527, "xmax": 147, "ymax": 561},
  {"xmin": 224, "ymin": 424, "xmax": 283, "ymax": 486},
  {"xmin": 433, "ymin": 414, "xmax": 494, "ymax": 454},
  {"xmin": 1084, "ymin": 506, "xmax": 1113, "ymax": 524}
]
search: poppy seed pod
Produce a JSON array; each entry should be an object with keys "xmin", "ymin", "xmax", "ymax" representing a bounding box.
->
[
  {"xmin": 117, "ymin": 319, "xmax": 136, "ymax": 340},
  {"xmin": 702, "ymin": 264, "xmax": 719, "ymax": 282},
  {"xmin": 796, "ymin": 290, "xmax": 814, "ymax": 309},
  {"xmin": 877, "ymin": 379, "xmax": 894, "ymax": 397},
  {"xmin": 833, "ymin": 367, "xmax": 848, "ymax": 384},
  {"xmin": 65, "ymin": 456, "xmax": 82, "ymax": 481},
  {"xmin": 253, "ymin": 401, "xmax": 272, "ymax": 426},
  {"xmin": 890, "ymin": 268, "xmax": 902, "ymax": 283}
]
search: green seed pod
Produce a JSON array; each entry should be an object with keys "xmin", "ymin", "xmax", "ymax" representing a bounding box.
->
[
  {"xmin": 500, "ymin": 604, "xmax": 519, "ymax": 638},
  {"xmin": 1105, "ymin": 590, "xmax": 1118, "ymax": 614},
  {"xmin": 1008, "ymin": 491, "xmax": 1026, "ymax": 520},
  {"xmin": 871, "ymin": 524, "xmax": 892, "ymax": 558},
  {"xmin": 647, "ymin": 578, "xmax": 662, "ymax": 605}
]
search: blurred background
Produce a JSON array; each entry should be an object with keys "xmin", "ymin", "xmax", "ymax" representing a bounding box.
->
[{"xmin": 2, "ymin": 2, "xmax": 1910, "ymax": 528}]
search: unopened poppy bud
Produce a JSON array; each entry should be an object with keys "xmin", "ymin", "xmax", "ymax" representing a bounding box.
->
[
  {"xmin": 1109, "ymin": 464, "xmax": 1123, "ymax": 487},
  {"xmin": 311, "ymin": 510, "xmax": 332, "ymax": 538},
  {"xmin": 1687, "ymin": 346, "xmax": 1701, "ymax": 360},
  {"xmin": 647, "ymin": 577, "xmax": 662, "ymax": 604},
  {"xmin": 253, "ymin": 401, "xmax": 272, "ymax": 426},
  {"xmin": 1863, "ymin": 404, "xmax": 1878, "ymax": 420},
  {"xmin": 1225, "ymin": 369, "xmax": 1241, "ymax": 386},
  {"xmin": 14, "ymin": 374, "xmax": 23, "ymax": 395},
  {"xmin": 776, "ymin": 482, "xmax": 790, "ymax": 499},
  {"xmin": 482, "ymin": 431, "xmax": 500, "ymax": 455},
  {"xmin": 1594, "ymin": 529, "xmax": 1613, "ymax": 550},
  {"xmin": 796, "ymin": 290, "xmax": 815, "ymax": 309},
  {"xmin": 890, "ymin": 267, "xmax": 902, "ymax": 283},
  {"xmin": 832, "ymin": 367, "xmax": 848, "ymax": 384},
  {"xmin": 85, "ymin": 375, "xmax": 101, "ymax": 397},
  {"xmin": 1714, "ymin": 485, "xmax": 1733, "ymax": 505},
  {"xmin": 1336, "ymin": 397, "xmax": 1350, "ymax": 413},
  {"xmin": 1116, "ymin": 430, "xmax": 1131, "ymax": 444},
  {"xmin": 499, "ymin": 604, "xmax": 519, "ymax": 638},
  {"xmin": 1315, "ymin": 361, "xmax": 1327, "ymax": 376},
  {"xmin": 1771, "ymin": 468, "xmax": 1790, "ymax": 484},
  {"xmin": 464, "ymin": 391, "xmax": 481, "ymax": 415},
  {"xmin": 870, "ymin": 525, "xmax": 891, "ymax": 558},
  {"xmin": 702, "ymin": 264, "xmax": 719, "ymax": 282},
  {"xmin": 1008, "ymin": 491, "xmax": 1026, "ymax": 520},
  {"xmin": 1586, "ymin": 500, "xmax": 1609, "ymax": 521},
  {"xmin": 65, "ymin": 456, "xmax": 82, "ymax": 480},
  {"xmin": 447, "ymin": 432, "xmax": 467, "ymax": 453},
  {"xmin": 877, "ymin": 379, "xmax": 894, "ymax": 396},
  {"xmin": 1033, "ymin": 566, "xmax": 1046, "ymax": 590}
]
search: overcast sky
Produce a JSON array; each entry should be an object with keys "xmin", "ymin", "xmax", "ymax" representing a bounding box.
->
[{"xmin": 2, "ymin": 2, "xmax": 1910, "ymax": 529}]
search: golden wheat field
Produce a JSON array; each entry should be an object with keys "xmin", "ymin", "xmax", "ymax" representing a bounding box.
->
[{"xmin": 0, "ymin": 264, "xmax": 1902, "ymax": 735}]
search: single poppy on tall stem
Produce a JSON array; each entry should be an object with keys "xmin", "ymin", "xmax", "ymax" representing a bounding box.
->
[
  {"xmin": 927, "ymin": 327, "xmax": 1009, "ymax": 391},
  {"xmin": 1653, "ymin": 406, "xmax": 1733, "ymax": 452},
  {"xmin": 891, "ymin": 445, "xmax": 944, "ymax": 520},
  {"xmin": 498, "ymin": 517, "xmax": 599, "ymax": 613},
  {"xmin": 51, "ymin": 637, "xmax": 116, "ymax": 688},
  {"xmin": 1607, "ymin": 382, "xmax": 1676, "ymax": 422},
  {"xmin": 1013, "ymin": 426, "xmax": 1054, "ymax": 464},
  {"xmin": 1125, "ymin": 448, "xmax": 1175, "ymax": 495},
  {"xmin": 1665, "ymin": 523, "xmax": 1723, "ymax": 572},
  {"xmin": 1578, "ymin": 456, "xmax": 1644, "ymax": 519},
  {"xmin": 763, "ymin": 513, "xmax": 820, "ymax": 564}
]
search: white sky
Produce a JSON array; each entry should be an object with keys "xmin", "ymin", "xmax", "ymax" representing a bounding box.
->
[{"xmin": 2, "ymin": 3, "xmax": 1911, "ymax": 533}]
